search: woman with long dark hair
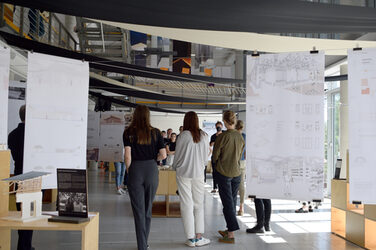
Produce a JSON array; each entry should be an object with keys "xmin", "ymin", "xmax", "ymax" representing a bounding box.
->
[
  {"xmin": 123, "ymin": 105, "xmax": 166, "ymax": 250},
  {"xmin": 173, "ymin": 111, "xmax": 210, "ymax": 247}
]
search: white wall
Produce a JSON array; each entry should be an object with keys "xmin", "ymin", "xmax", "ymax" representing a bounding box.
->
[{"xmin": 150, "ymin": 111, "xmax": 222, "ymax": 134}]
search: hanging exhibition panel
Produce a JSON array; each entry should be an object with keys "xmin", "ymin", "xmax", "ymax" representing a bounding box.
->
[
  {"xmin": 0, "ymin": 47, "xmax": 10, "ymax": 149},
  {"xmin": 99, "ymin": 111, "xmax": 131, "ymax": 162},
  {"xmin": 87, "ymin": 111, "xmax": 101, "ymax": 161},
  {"xmin": 348, "ymin": 48, "xmax": 376, "ymax": 204},
  {"xmin": 246, "ymin": 51, "xmax": 325, "ymax": 201},
  {"xmin": 24, "ymin": 52, "xmax": 89, "ymax": 189}
]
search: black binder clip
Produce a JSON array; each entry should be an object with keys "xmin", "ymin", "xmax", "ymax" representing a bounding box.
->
[
  {"xmin": 310, "ymin": 46, "xmax": 319, "ymax": 54},
  {"xmin": 252, "ymin": 50, "xmax": 260, "ymax": 57}
]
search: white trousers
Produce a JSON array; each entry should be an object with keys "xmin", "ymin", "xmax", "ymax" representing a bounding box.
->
[{"xmin": 176, "ymin": 175, "xmax": 205, "ymax": 239}]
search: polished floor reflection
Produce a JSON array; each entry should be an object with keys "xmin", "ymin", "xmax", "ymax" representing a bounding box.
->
[{"xmin": 11, "ymin": 167, "xmax": 361, "ymax": 250}]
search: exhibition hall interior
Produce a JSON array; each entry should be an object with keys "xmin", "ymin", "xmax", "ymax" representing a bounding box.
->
[{"xmin": 1, "ymin": 0, "xmax": 376, "ymax": 250}]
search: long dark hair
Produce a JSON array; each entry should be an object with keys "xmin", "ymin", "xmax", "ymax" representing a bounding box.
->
[
  {"xmin": 124, "ymin": 105, "xmax": 155, "ymax": 145},
  {"xmin": 183, "ymin": 111, "xmax": 201, "ymax": 143}
]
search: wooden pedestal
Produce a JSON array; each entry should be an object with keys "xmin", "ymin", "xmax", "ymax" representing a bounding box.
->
[
  {"xmin": 331, "ymin": 178, "xmax": 376, "ymax": 249},
  {"xmin": 331, "ymin": 207, "xmax": 346, "ymax": 238},
  {"xmin": 152, "ymin": 170, "xmax": 180, "ymax": 217},
  {"xmin": 0, "ymin": 150, "xmax": 10, "ymax": 250}
]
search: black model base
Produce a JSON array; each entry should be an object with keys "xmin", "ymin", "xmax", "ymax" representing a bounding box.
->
[{"xmin": 48, "ymin": 216, "xmax": 90, "ymax": 224}]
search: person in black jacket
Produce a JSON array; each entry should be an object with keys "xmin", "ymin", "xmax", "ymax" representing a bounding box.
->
[{"xmin": 8, "ymin": 105, "xmax": 34, "ymax": 250}]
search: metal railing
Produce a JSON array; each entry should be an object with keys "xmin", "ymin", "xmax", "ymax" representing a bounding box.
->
[{"xmin": 0, "ymin": 3, "xmax": 78, "ymax": 51}]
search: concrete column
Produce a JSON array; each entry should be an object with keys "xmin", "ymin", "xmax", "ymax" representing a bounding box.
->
[{"xmin": 339, "ymin": 64, "xmax": 348, "ymax": 179}]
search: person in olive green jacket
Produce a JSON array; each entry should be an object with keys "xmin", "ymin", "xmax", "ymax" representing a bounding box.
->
[{"xmin": 212, "ymin": 110, "xmax": 245, "ymax": 244}]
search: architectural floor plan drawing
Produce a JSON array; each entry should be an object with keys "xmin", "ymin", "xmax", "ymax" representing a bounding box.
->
[
  {"xmin": 246, "ymin": 51, "xmax": 325, "ymax": 201},
  {"xmin": 348, "ymin": 48, "xmax": 376, "ymax": 204},
  {"xmin": 0, "ymin": 47, "xmax": 10, "ymax": 148},
  {"xmin": 23, "ymin": 52, "xmax": 89, "ymax": 189}
]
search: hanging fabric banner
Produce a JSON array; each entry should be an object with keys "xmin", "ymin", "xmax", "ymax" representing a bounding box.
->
[
  {"xmin": 348, "ymin": 48, "xmax": 376, "ymax": 204},
  {"xmin": 246, "ymin": 51, "xmax": 325, "ymax": 201},
  {"xmin": 24, "ymin": 52, "xmax": 89, "ymax": 189},
  {"xmin": 0, "ymin": 47, "xmax": 10, "ymax": 149}
]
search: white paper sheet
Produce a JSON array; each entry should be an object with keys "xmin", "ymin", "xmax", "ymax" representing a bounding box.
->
[
  {"xmin": 348, "ymin": 48, "xmax": 376, "ymax": 204},
  {"xmin": 87, "ymin": 111, "xmax": 100, "ymax": 161},
  {"xmin": 246, "ymin": 51, "xmax": 325, "ymax": 201},
  {"xmin": 99, "ymin": 111, "xmax": 131, "ymax": 162},
  {"xmin": 24, "ymin": 52, "xmax": 89, "ymax": 189},
  {"xmin": 0, "ymin": 47, "xmax": 10, "ymax": 148}
]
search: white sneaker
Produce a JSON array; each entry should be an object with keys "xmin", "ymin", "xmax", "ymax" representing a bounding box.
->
[
  {"xmin": 185, "ymin": 239, "xmax": 196, "ymax": 247},
  {"xmin": 117, "ymin": 189, "xmax": 123, "ymax": 195},
  {"xmin": 195, "ymin": 237, "xmax": 210, "ymax": 247},
  {"xmin": 120, "ymin": 188, "xmax": 127, "ymax": 194}
]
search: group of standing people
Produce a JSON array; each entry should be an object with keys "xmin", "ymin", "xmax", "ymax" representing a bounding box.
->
[
  {"xmin": 160, "ymin": 127, "xmax": 181, "ymax": 166},
  {"xmin": 123, "ymin": 105, "xmax": 268, "ymax": 250}
]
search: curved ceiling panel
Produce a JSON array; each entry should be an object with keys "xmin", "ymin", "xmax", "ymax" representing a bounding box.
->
[{"xmin": 4, "ymin": 0, "xmax": 376, "ymax": 33}]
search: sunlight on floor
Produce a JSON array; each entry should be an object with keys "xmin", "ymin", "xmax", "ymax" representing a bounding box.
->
[{"xmin": 259, "ymin": 235, "xmax": 287, "ymax": 244}]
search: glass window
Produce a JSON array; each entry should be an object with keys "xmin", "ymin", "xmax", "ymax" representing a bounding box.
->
[{"xmin": 325, "ymin": 89, "xmax": 340, "ymax": 196}]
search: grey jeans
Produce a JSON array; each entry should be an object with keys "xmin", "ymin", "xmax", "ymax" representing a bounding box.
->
[{"xmin": 128, "ymin": 160, "xmax": 159, "ymax": 250}]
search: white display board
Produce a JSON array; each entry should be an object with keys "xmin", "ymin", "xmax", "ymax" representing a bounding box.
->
[
  {"xmin": 0, "ymin": 47, "xmax": 10, "ymax": 149},
  {"xmin": 24, "ymin": 52, "xmax": 89, "ymax": 189},
  {"xmin": 348, "ymin": 48, "xmax": 376, "ymax": 204},
  {"xmin": 246, "ymin": 51, "xmax": 325, "ymax": 201},
  {"xmin": 99, "ymin": 111, "xmax": 131, "ymax": 162},
  {"xmin": 87, "ymin": 111, "xmax": 101, "ymax": 161}
]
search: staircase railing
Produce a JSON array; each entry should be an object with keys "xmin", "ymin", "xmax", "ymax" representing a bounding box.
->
[{"xmin": 0, "ymin": 3, "xmax": 78, "ymax": 51}]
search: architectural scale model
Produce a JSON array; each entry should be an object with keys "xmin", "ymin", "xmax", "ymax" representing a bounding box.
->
[{"xmin": 1, "ymin": 171, "xmax": 51, "ymax": 222}]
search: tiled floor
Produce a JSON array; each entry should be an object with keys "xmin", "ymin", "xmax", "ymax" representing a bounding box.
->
[{"xmin": 11, "ymin": 167, "xmax": 361, "ymax": 250}]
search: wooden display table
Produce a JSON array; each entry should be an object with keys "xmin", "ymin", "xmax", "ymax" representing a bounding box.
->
[
  {"xmin": 152, "ymin": 170, "xmax": 180, "ymax": 217},
  {"xmin": 0, "ymin": 212, "xmax": 99, "ymax": 250}
]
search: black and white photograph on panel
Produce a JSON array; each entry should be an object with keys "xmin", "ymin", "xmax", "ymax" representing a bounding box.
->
[
  {"xmin": 58, "ymin": 192, "xmax": 87, "ymax": 213},
  {"xmin": 57, "ymin": 169, "xmax": 88, "ymax": 218}
]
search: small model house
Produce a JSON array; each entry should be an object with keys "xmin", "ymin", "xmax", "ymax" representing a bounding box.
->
[{"xmin": 2, "ymin": 171, "xmax": 50, "ymax": 222}]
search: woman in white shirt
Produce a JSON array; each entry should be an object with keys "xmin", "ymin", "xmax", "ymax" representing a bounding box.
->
[{"xmin": 173, "ymin": 111, "xmax": 210, "ymax": 247}]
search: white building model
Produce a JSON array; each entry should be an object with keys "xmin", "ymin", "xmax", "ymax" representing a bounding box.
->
[{"xmin": 2, "ymin": 171, "xmax": 51, "ymax": 222}]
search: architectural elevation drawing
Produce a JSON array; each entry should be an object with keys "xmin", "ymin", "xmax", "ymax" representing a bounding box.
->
[
  {"xmin": 23, "ymin": 52, "xmax": 89, "ymax": 189},
  {"xmin": 99, "ymin": 111, "xmax": 130, "ymax": 162},
  {"xmin": 348, "ymin": 48, "xmax": 376, "ymax": 204},
  {"xmin": 246, "ymin": 51, "xmax": 325, "ymax": 201}
]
